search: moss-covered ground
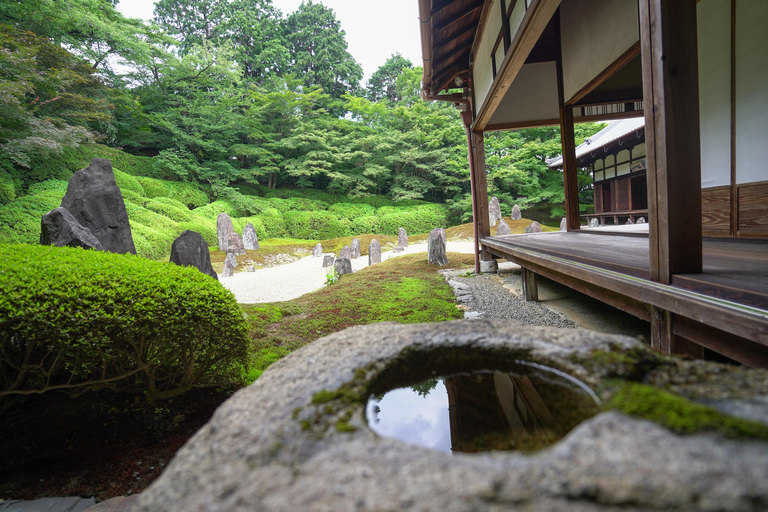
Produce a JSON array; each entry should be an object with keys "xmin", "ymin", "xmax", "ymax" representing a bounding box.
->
[{"xmin": 241, "ymin": 252, "xmax": 474, "ymax": 381}]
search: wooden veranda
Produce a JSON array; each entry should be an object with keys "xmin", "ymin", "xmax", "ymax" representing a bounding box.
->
[
  {"xmin": 482, "ymin": 231, "xmax": 768, "ymax": 366},
  {"xmin": 418, "ymin": 0, "xmax": 768, "ymax": 366}
]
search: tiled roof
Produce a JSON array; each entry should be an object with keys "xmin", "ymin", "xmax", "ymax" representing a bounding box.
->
[{"xmin": 547, "ymin": 117, "xmax": 645, "ymax": 168}]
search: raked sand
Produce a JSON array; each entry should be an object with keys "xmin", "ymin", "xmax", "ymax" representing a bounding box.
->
[{"xmin": 220, "ymin": 241, "xmax": 475, "ymax": 303}]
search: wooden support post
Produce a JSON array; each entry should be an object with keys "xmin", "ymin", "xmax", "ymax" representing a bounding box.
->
[
  {"xmin": 639, "ymin": 0, "xmax": 703, "ymax": 283},
  {"xmin": 555, "ymin": 12, "xmax": 580, "ymax": 232},
  {"xmin": 639, "ymin": 0, "xmax": 704, "ymax": 359},
  {"xmin": 651, "ymin": 306, "xmax": 706, "ymax": 359},
  {"xmin": 471, "ymin": 130, "xmax": 493, "ymax": 260},
  {"xmin": 521, "ymin": 267, "xmax": 539, "ymax": 302}
]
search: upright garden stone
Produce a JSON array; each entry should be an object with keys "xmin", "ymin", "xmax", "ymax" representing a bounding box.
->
[
  {"xmin": 40, "ymin": 207, "xmax": 104, "ymax": 251},
  {"xmin": 242, "ymin": 223, "xmax": 259, "ymax": 250},
  {"xmin": 224, "ymin": 252, "xmax": 238, "ymax": 270},
  {"xmin": 313, "ymin": 243, "xmax": 323, "ymax": 257},
  {"xmin": 169, "ymin": 230, "xmax": 217, "ymax": 279},
  {"xmin": 322, "ymin": 255, "xmax": 335, "ymax": 268},
  {"xmin": 398, "ymin": 227, "xmax": 408, "ymax": 248},
  {"xmin": 496, "ymin": 218, "xmax": 512, "ymax": 236},
  {"xmin": 560, "ymin": 218, "xmax": 567, "ymax": 231},
  {"xmin": 221, "ymin": 257, "xmax": 235, "ymax": 278},
  {"xmin": 637, "ymin": 217, "xmax": 646, "ymax": 224},
  {"xmin": 511, "ymin": 204, "xmax": 522, "ymax": 221},
  {"xmin": 626, "ymin": 218, "xmax": 635, "ymax": 225},
  {"xmin": 340, "ymin": 246, "xmax": 352, "ymax": 260},
  {"xmin": 488, "ymin": 196, "xmax": 501, "ymax": 226},
  {"xmin": 60, "ymin": 158, "xmax": 136, "ymax": 254},
  {"xmin": 350, "ymin": 238, "xmax": 361, "ymax": 259},
  {"xmin": 525, "ymin": 221, "xmax": 543, "ymax": 234},
  {"xmin": 216, "ymin": 213, "xmax": 236, "ymax": 252},
  {"xmin": 368, "ymin": 239, "xmax": 381, "ymax": 265},
  {"xmin": 227, "ymin": 232, "xmax": 246, "ymax": 255},
  {"xmin": 334, "ymin": 257, "xmax": 352, "ymax": 277},
  {"xmin": 589, "ymin": 218, "xmax": 600, "ymax": 228},
  {"xmin": 427, "ymin": 228, "xmax": 448, "ymax": 266}
]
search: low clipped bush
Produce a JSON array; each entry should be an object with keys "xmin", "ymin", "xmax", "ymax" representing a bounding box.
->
[
  {"xmin": 0, "ymin": 244, "xmax": 249, "ymax": 408},
  {"xmin": 0, "ymin": 163, "xmax": 16, "ymax": 205},
  {"xmin": 0, "ymin": 185, "xmax": 64, "ymax": 244},
  {"xmin": 378, "ymin": 204, "xmax": 449, "ymax": 236},
  {"xmin": 329, "ymin": 202, "xmax": 376, "ymax": 221},
  {"xmin": 125, "ymin": 203, "xmax": 182, "ymax": 259},
  {"xmin": 351, "ymin": 215, "xmax": 381, "ymax": 235},
  {"xmin": 137, "ymin": 177, "xmax": 209, "ymax": 209},
  {"xmin": 113, "ymin": 168, "xmax": 145, "ymax": 196},
  {"xmin": 144, "ymin": 197, "xmax": 193, "ymax": 222},
  {"xmin": 231, "ymin": 216, "xmax": 268, "ymax": 242},
  {"xmin": 257, "ymin": 207, "xmax": 287, "ymax": 238},
  {"xmin": 282, "ymin": 210, "xmax": 349, "ymax": 239}
]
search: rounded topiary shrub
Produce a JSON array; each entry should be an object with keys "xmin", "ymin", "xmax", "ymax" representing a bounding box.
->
[
  {"xmin": 283, "ymin": 210, "xmax": 349, "ymax": 239},
  {"xmin": 329, "ymin": 203, "xmax": 375, "ymax": 221},
  {"xmin": 350, "ymin": 215, "xmax": 381, "ymax": 235},
  {"xmin": 0, "ymin": 244, "xmax": 249, "ymax": 407}
]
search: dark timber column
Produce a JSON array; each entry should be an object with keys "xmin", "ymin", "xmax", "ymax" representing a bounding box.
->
[
  {"xmin": 555, "ymin": 12, "xmax": 579, "ymax": 231},
  {"xmin": 639, "ymin": 0, "xmax": 703, "ymax": 357},
  {"xmin": 471, "ymin": 130, "xmax": 492, "ymax": 259}
]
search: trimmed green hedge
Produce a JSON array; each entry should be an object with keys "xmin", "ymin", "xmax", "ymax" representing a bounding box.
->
[
  {"xmin": 0, "ymin": 244, "xmax": 249, "ymax": 406},
  {"xmin": 283, "ymin": 210, "xmax": 350, "ymax": 240},
  {"xmin": 329, "ymin": 202, "xmax": 376, "ymax": 220},
  {"xmin": 136, "ymin": 177, "xmax": 210, "ymax": 209}
]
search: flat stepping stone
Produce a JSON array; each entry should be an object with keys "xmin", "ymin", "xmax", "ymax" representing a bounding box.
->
[{"xmin": 0, "ymin": 497, "xmax": 95, "ymax": 512}]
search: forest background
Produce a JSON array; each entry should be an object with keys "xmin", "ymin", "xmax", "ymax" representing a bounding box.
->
[{"xmin": 0, "ymin": 0, "xmax": 603, "ymax": 257}]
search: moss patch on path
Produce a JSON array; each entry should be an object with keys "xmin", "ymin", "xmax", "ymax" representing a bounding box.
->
[{"xmin": 242, "ymin": 252, "xmax": 474, "ymax": 381}]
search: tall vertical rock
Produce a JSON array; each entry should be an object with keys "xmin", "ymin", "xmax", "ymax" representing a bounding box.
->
[
  {"xmin": 243, "ymin": 223, "xmax": 259, "ymax": 250},
  {"xmin": 488, "ymin": 197, "xmax": 501, "ymax": 226},
  {"xmin": 217, "ymin": 213, "xmax": 236, "ymax": 252},
  {"xmin": 340, "ymin": 246, "xmax": 352, "ymax": 260},
  {"xmin": 560, "ymin": 218, "xmax": 567, "ymax": 231},
  {"xmin": 350, "ymin": 238, "xmax": 361, "ymax": 259},
  {"xmin": 428, "ymin": 228, "xmax": 448, "ymax": 265},
  {"xmin": 511, "ymin": 204, "xmax": 522, "ymax": 221},
  {"xmin": 59, "ymin": 158, "xmax": 136, "ymax": 254},
  {"xmin": 334, "ymin": 258, "xmax": 352, "ymax": 277},
  {"xmin": 169, "ymin": 230, "xmax": 218, "ymax": 279},
  {"xmin": 368, "ymin": 239, "xmax": 381, "ymax": 265},
  {"xmin": 398, "ymin": 228, "xmax": 408, "ymax": 248},
  {"xmin": 313, "ymin": 243, "xmax": 323, "ymax": 257}
]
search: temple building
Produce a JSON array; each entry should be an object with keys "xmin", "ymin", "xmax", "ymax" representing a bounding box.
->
[{"xmin": 418, "ymin": 0, "xmax": 768, "ymax": 365}]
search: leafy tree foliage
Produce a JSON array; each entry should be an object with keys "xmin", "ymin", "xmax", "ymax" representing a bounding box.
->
[
  {"xmin": 0, "ymin": 25, "xmax": 112, "ymax": 169},
  {"xmin": 2, "ymin": 0, "xmax": 605, "ymax": 223},
  {"xmin": 283, "ymin": 1, "xmax": 362, "ymax": 99},
  {"xmin": 366, "ymin": 53, "xmax": 413, "ymax": 103}
]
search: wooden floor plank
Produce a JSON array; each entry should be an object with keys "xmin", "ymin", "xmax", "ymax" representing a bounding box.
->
[{"xmin": 484, "ymin": 233, "xmax": 768, "ymax": 310}]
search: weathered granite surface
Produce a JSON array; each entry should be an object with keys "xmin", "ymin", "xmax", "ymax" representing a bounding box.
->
[
  {"xmin": 511, "ymin": 204, "xmax": 522, "ymax": 221},
  {"xmin": 169, "ymin": 230, "xmax": 217, "ymax": 279},
  {"xmin": 488, "ymin": 196, "xmax": 501, "ymax": 226},
  {"xmin": 397, "ymin": 227, "xmax": 408, "ymax": 248},
  {"xmin": 59, "ymin": 158, "xmax": 136, "ymax": 254},
  {"xmin": 350, "ymin": 238, "xmax": 361, "ymax": 259},
  {"xmin": 313, "ymin": 243, "xmax": 323, "ymax": 257},
  {"xmin": 216, "ymin": 213, "xmax": 235, "ymax": 252},
  {"xmin": 40, "ymin": 207, "xmax": 104, "ymax": 250},
  {"xmin": 334, "ymin": 257, "xmax": 352, "ymax": 277},
  {"xmin": 428, "ymin": 228, "xmax": 448, "ymax": 265},
  {"xmin": 132, "ymin": 320, "xmax": 768, "ymax": 512},
  {"xmin": 368, "ymin": 239, "xmax": 381, "ymax": 265},
  {"xmin": 242, "ymin": 224, "xmax": 259, "ymax": 251},
  {"xmin": 525, "ymin": 221, "xmax": 542, "ymax": 233},
  {"xmin": 496, "ymin": 218, "xmax": 512, "ymax": 236}
]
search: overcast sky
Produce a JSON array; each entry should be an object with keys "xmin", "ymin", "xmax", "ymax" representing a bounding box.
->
[{"xmin": 116, "ymin": 0, "xmax": 423, "ymax": 80}]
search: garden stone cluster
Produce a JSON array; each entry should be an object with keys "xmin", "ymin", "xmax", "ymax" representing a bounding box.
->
[
  {"xmin": 133, "ymin": 320, "xmax": 768, "ymax": 512},
  {"xmin": 40, "ymin": 158, "xmax": 136, "ymax": 254}
]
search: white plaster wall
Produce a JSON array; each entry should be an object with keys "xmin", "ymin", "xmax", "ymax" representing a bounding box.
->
[
  {"xmin": 487, "ymin": 62, "xmax": 559, "ymax": 125},
  {"xmin": 698, "ymin": 0, "xmax": 731, "ymax": 188},
  {"xmin": 560, "ymin": 0, "xmax": 639, "ymax": 102},
  {"xmin": 474, "ymin": 0, "xmax": 502, "ymax": 112},
  {"xmin": 735, "ymin": 0, "xmax": 768, "ymax": 185}
]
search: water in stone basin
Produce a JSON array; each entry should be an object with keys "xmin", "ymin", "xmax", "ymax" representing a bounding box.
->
[{"xmin": 366, "ymin": 364, "xmax": 601, "ymax": 453}]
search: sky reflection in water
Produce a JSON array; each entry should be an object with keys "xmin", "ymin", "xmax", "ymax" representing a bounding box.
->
[{"xmin": 366, "ymin": 380, "xmax": 452, "ymax": 453}]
